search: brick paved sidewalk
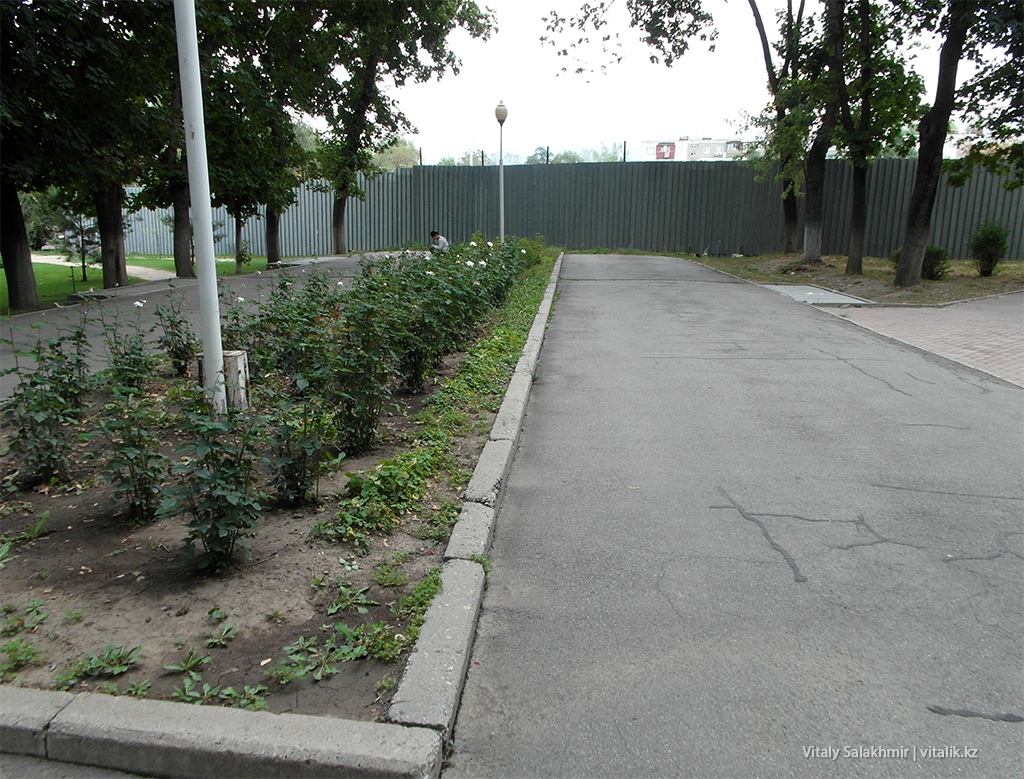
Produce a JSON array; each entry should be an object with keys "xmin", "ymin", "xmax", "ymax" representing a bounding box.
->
[{"xmin": 825, "ymin": 292, "xmax": 1023, "ymax": 387}]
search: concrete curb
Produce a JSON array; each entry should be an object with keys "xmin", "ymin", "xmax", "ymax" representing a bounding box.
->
[
  {"xmin": 387, "ymin": 252, "xmax": 563, "ymax": 742},
  {"xmin": 1, "ymin": 686, "xmax": 441, "ymax": 779},
  {"xmin": 0, "ymin": 252, "xmax": 564, "ymax": 776}
]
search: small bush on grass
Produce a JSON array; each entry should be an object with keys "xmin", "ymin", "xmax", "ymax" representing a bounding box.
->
[{"xmin": 968, "ymin": 220, "xmax": 1010, "ymax": 277}]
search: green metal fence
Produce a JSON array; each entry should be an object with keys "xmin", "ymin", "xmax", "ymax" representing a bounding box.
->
[{"xmin": 125, "ymin": 159, "xmax": 1023, "ymax": 260}]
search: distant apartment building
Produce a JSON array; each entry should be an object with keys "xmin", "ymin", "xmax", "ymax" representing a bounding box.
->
[{"xmin": 643, "ymin": 137, "xmax": 747, "ymax": 162}]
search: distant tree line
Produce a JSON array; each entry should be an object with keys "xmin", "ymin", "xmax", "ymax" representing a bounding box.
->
[
  {"xmin": 1, "ymin": 0, "xmax": 492, "ymax": 310},
  {"xmin": 544, "ymin": 0, "xmax": 1021, "ymax": 286}
]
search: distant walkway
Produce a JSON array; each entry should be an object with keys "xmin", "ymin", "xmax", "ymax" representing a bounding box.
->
[
  {"xmin": 825, "ymin": 292, "xmax": 1023, "ymax": 387},
  {"xmin": 31, "ymin": 254, "xmax": 176, "ymax": 282}
]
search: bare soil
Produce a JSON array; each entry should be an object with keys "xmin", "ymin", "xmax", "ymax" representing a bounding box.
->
[{"xmin": 0, "ymin": 362, "xmax": 492, "ymax": 722}]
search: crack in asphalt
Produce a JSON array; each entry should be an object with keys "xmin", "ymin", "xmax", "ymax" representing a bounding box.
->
[
  {"xmin": 813, "ymin": 347, "xmax": 913, "ymax": 396},
  {"xmin": 943, "ymin": 531, "xmax": 1024, "ymax": 564},
  {"xmin": 714, "ymin": 488, "xmax": 807, "ymax": 583},
  {"xmin": 835, "ymin": 515, "xmax": 926, "ymax": 551},
  {"xmin": 872, "ymin": 483, "xmax": 1024, "ymax": 502},
  {"xmin": 927, "ymin": 706, "xmax": 1024, "ymax": 723}
]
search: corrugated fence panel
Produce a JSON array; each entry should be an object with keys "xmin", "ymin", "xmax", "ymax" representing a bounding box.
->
[{"xmin": 124, "ymin": 160, "xmax": 1023, "ymax": 260}]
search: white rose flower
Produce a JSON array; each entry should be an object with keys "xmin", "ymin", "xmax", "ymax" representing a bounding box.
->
[
  {"xmin": 470, "ymin": 241, "xmax": 477, "ymax": 247},
  {"xmin": 487, "ymin": 241, "xmax": 493, "ymax": 248}
]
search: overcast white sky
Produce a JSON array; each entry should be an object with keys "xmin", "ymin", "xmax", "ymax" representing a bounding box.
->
[{"xmin": 387, "ymin": 0, "xmax": 943, "ymax": 164}]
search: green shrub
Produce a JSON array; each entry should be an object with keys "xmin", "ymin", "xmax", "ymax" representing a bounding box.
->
[
  {"xmin": 889, "ymin": 245, "xmax": 950, "ymax": 281},
  {"xmin": 968, "ymin": 220, "xmax": 1010, "ymax": 277},
  {"xmin": 160, "ymin": 399, "xmax": 268, "ymax": 571}
]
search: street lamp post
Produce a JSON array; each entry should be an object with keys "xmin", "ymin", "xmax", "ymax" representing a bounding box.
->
[{"xmin": 495, "ymin": 101, "xmax": 507, "ymax": 243}]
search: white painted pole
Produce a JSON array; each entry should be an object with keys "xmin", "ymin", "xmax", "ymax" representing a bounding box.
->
[{"xmin": 173, "ymin": 0, "xmax": 226, "ymax": 414}]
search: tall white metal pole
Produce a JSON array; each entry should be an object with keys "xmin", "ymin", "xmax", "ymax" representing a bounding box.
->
[
  {"xmin": 495, "ymin": 101, "xmax": 507, "ymax": 244},
  {"xmin": 173, "ymin": 0, "xmax": 226, "ymax": 413}
]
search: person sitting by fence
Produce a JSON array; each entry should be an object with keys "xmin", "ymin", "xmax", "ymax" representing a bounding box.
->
[{"xmin": 429, "ymin": 230, "xmax": 449, "ymax": 253}]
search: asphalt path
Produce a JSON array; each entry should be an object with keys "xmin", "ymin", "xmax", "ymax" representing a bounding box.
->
[{"xmin": 445, "ymin": 254, "xmax": 1023, "ymax": 779}]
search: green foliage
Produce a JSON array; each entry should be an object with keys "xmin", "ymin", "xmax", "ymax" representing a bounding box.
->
[
  {"xmin": 205, "ymin": 623, "xmax": 239, "ymax": 649},
  {"xmin": 95, "ymin": 390, "xmax": 170, "ymax": 524},
  {"xmin": 267, "ymin": 388, "xmax": 345, "ymax": 507},
  {"xmin": 54, "ymin": 644, "xmax": 141, "ymax": 689},
  {"xmin": 968, "ymin": 220, "xmax": 1010, "ymax": 277},
  {"xmin": 889, "ymin": 245, "xmax": 950, "ymax": 281},
  {"xmin": 1, "ymin": 638, "xmax": 45, "ymax": 679},
  {"xmin": 327, "ymin": 584, "xmax": 379, "ymax": 615},
  {"xmin": 161, "ymin": 401, "xmax": 268, "ymax": 571},
  {"xmin": 172, "ymin": 679, "xmax": 267, "ymax": 709},
  {"xmin": 373, "ymin": 553, "xmax": 410, "ymax": 587},
  {"xmin": 310, "ymin": 448, "xmax": 437, "ymax": 554},
  {"xmin": 265, "ymin": 623, "xmax": 368, "ymax": 684},
  {"xmin": 102, "ymin": 302, "xmax": 159, "ymax": 391},
  {"xmin": 155, "ymin": 296, "xmax": 200, "ymax": 377},
  {"xmin": 163, "ymin": 647, "xmax": 212, "ymax": 681},
  {"xmin": 0, "ymin": 515, "xmax": 53, "ymax": 548},
  {"xmin": 1, "ymin": 325, "xmax": 92, "ymax": 488},
  {"xmin": 1, "ymin": 600, "xmax": 48, "ymax": 637}
]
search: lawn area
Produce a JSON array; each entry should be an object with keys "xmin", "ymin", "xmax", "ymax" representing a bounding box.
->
[{"xmin": 688, "ymin": 253, "xmax": 1023, "ymax": 305}]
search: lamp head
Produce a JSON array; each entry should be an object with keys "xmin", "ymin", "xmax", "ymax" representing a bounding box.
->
[{"xmin": 495, "ymin": 101, "xmax": 507, "ymax": 126}]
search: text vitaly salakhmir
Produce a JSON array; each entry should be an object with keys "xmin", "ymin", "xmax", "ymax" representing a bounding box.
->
[{"xmin": 803, "ymin": 745, "xmax": 979, "ymax": 761}]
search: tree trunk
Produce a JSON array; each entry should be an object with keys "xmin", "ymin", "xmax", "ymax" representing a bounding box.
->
[
  {"xmin": 0, "ymin": 174, "xmax": 38, "ymax": 311},
  {"xmin": 94, "ymin": 183, "xmax": 128, "ymax": 289},
  {"xmin": 781, "ymin": 185, "xmax": 800, "ymax": 254},
  {"xmin": 332, "ymin": 196, "xmax": 347, "ymax": 255},
  {"xmin": 266, "ymin": 208, "xmax": 281, "ymax": 265},
  {"xmin": 845, "ymin": 163, "xmax": 867, "ymax": 274},
  {"xmin": 801, "ymin": 105, "xmax": 840, "ymax": 264},
  {"xmin": 234, "ymin": 217, "xmax": 244, "ymax": 273},
  {"xmin": 895, "ymin": 0, "xmax": 971, "ymax": 287},
  {"xmin": 171, "ymin": 170, "xmax": 195, "ymax": 279}
]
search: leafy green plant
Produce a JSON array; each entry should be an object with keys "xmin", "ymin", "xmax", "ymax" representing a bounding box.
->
[
  {"xmin": 1, "ymin": 638, "xmax": 45, "ymax": 679},
  {"xmin": 267, "ymin": 387, "xmax": 345, "ymax": 507},
  {"xmin": 160, "ymin": 400, "xmax": 268, "ymax": 571},
  {"xmin": 82, "ymin": 644, "xmax": 143, "ymax": 677},
  {"xmin": 309, "ymin": 448, "xmax": 437, "ymax": 554},
  {"xmin": 205, "ymin": 623, "xmax": 239, "ymax": 648},
  {"xmin": 2, "ymin": 600, "xmax": 48, "ymax": 637},
  {"xmin": 172, "ymin": 677, "xmax": 223, "ymax": 705},
  {"xmin": 373, "ymin": 553, "xmax": 409, "ymax": 587},
  {"xmin": 125, "ymin": 680, "xmax": 152, "ymax": 698},
  {"xmin": 95, "ymin": 390, "xmax": 169, "ymax": 524},
  {"xmin": 101, "ymin": 300, "xmax": 159, "ymax": 391},
  {"xmin": 63, "ymin": 609, "xmax": 84, "ymax": 624},
  {"xmin": 264, "ymin": 623, "xmax": 368, "ymax": 685},
  {"xmin": 0, "ymin": 541, "xmax": 18, "ymax": 570},
  {"xmin": 155, "ymin": 295, "xmax": 200, "ymax": 377},
  {"xmin": 327, "ymin": 584, "xmax": 379, "ymax": 615},
  {"xmin": 1, "ymin": 328, "xmax": 89, "ymax": 488},
  {"xmin": 218, "ymin": 683, "xmax": 268, "ymax": 711},
  {"xmin": 163, "ymin": 647, "xmax": 212, "ymax": 680},
  {"xmin": 56, "ymin": 643, "xmax": 143, "ymax": 689},
  {"xmin": 968, "ymin": 220, "xmax": 1010, "ymax": 277}
]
